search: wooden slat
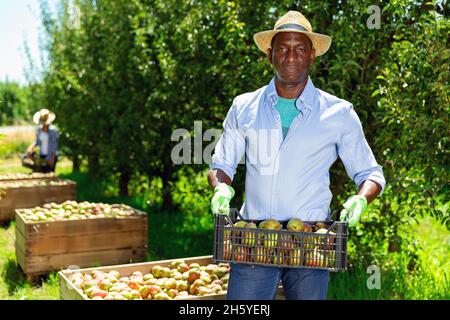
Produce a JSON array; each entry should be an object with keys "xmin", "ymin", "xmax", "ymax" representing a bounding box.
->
[
  {"xmin": 20, "ymin": 230, "xmax": 147, "ymax": 255},
  {"xmin": 59, "ymin": 272, "xmax": 84, "ymax": 300},
  {"xmin": 23, "ymin": 247, "xmax": 147, "ymax": 275},
  {"xmin": 15, "ymin": 242, "xmax": 28, "ymax": 273},
  {"xmin": 15, "ymin": 222, "xmax": 27, "ymax": 263},
  {"xmin": 15, "ymin": 210, "xmax": 27, "ymax": 238},
  {"xmin": 16, "ymin": 211, "xmax": 147, "ymax": 239}
]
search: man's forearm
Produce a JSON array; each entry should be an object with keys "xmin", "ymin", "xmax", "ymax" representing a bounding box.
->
[
  {"xmin": 207, "ymin": 169, "xmax": 232, "ymax": 190},
  {"xmin": 358, "ymin": 180, "xmax": 382, "ymax": 204}
]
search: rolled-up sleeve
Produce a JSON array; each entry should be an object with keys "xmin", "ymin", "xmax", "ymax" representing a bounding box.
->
[
  {"xmin": 337, "ymin": 106, "xmax": 386, "ymax": 194},
  {"xmin": 210, "ymin": 101, "xmax": 246, "ymax": 182}
]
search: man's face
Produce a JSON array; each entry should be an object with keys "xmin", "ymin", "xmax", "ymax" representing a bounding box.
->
[{"xmin": 268, "ymin": 32, "xmax": 315, "ymax": 86}]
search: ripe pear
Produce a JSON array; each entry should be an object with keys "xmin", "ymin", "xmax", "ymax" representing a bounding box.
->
[
  {"xmin": 169, "ymin": 259, "xmax": 185, "ymax": 269},
  {"xmin": 223, "ymin": 240, "xmax": 232, "ymax": 260},
  {"xmin": 167, "ymin": 288, "xmax": 178, "ymax": 299},
  {"xmin": 160, "ymin": 267, "xmax": 171, "ymax": 278},
  {"xmin": 242, "ymin": 222, "xmax": 257, "ymax": 247},
  {"xmin": 143, "ymin": 273, "xmax": 154, "ymax": 281},
  {"xmin": 315, "ymin": 229, "xmax": 336, "ymax": 250},
  {"xmin": 177, "ymin": 263, "xmax": 189, "ymax": 273},
  {"xmin": 151, "ymin": 265, "xmax": 163, "ymax": 278},
  {"xmin": 254, "ymin": 247, "xmax": 268, "ymax": 264},
  {"xmin": 305, "ymin": 248, "xmax": 326, "ymax": 268},
  {"xmin": 139, "ymin": 285, "xmax": 150, "ymax": 299},
  {"xmin": 176, "ymin": 280, "xmax": 189, "ymax": 292},
  {"xmin": 220, "ymin": 273, "xmax": 229, "ymax": 284},
  {"xmin": 303, "ymin": 223, "xmax": 313, "ymax": 233},
  {"xmin": 287, "ymin": 218, "xmax": 304, "ymax": 231},
  {"xmin": 205, "ymin": 264, "xmax": 218, "ymax": 275},
  {"xmin": 288, "ymin": 248, "xmax": 302, "ymax": 266},
  {"xmin": 154, "ymin": 292, "xmax": 171, "ymax": 300},
  {"xmin": 213, "ymin": 267, "xmax": 227, "ymax": 278},
  {"xmin": 197, "ymin": 287, "xmax": 215, "ymax": 296},
  {"xmin": 163, "ymin": 278, "xmax": 177, "ymax": 290},
  {"xmin": 314, "ymin": 221, "xmax": 329, "ymax": 232},
  {"xmin": 188, "ymin": 269, "xmax": 201, "ymax": 283},
  {"xmin": 189, "ymin": 263, "xmax": 200, "ymax": 269},
  {"xmin": 234, "ymin": 220, "xmax": 247, "ymax": 228},
  {"xmin": 148, "ymin": 285, "xmax": 161, "ymax": 297}
]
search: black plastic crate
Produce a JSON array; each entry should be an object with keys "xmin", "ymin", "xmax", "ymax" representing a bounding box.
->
[{"xmin": 213, "ymin": 208, "xmax": 348, "ymax": 271}]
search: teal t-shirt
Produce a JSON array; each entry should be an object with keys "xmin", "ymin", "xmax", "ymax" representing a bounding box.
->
[{"xmin": 274, "ymin": 97, "xmax": 299, "ymax": 139}]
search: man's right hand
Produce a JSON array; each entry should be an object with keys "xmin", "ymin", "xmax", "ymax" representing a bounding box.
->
[{"xmin": 211, "ymin": 183, "xmax": 235, "ymax": 215}]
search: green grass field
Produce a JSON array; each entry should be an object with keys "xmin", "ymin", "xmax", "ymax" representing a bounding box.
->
[{"xmin": 0, "ymin": 154, "xmax": 449, "ymax": 300}]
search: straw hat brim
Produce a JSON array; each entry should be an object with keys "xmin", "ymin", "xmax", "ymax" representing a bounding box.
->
[
  {"xmin": 254, "ymin": 29, "xmax": 332, "ymax": 57},
  {"xmin": 33, "ymin": 111, "xmax": 56, "ymax": 125}
]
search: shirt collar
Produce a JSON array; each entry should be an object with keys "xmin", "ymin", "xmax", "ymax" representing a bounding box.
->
[{"xmin": 265, "ymin": 76, "xmax": 316, "ymax": 111}]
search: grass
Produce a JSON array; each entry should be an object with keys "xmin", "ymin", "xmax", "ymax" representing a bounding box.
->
[
  {"xmin": 0, "ymin": 128, "xmax": 35, "ymax": 160},
  {"xmin": 328, "ymin": 216, "xmax": 450, "ymax": 300},
  {"xmin": 0, "ymin": 151, "xmax": 449, "ymax": 299}
]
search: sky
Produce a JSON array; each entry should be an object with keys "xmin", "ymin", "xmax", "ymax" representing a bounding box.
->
[{"xmin": 0, "ymin": 0, "xmax": 58, "ymax": 85}]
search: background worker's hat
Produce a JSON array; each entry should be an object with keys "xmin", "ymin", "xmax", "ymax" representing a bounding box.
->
[
  {"xmin": 253, "ymin": 10, "xmax": 332, "ymax": 57},
  {"xmin": 33, "ymin": 108, "xmax": 56, "ymax": 125}
]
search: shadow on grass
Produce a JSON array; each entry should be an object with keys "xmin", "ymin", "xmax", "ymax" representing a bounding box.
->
[
  {"xmin": 147, "ymin": 211, "xmax": 215, "ymax": 261},
  {"xmin": 3, "ymin": 258, "xmax": 27, "ymax": 294},
  {"xmin": 0, "ymin": 220, "xmax": 14, "ymax": 230},
  {"xmin": 3, "ymin": 258, "xmax": 53, "ymax": 294}
]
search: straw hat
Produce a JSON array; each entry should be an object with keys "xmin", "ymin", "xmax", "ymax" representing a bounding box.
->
[
  {"xmin": 254, "ymin": 10, "xmax": 332, "ymax": 57},
  {"xmin": 33, "ymin": 108, "xmax": 56, "ymax": 125}
]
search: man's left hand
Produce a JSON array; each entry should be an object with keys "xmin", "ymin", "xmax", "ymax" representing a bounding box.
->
[{"xmin": 339, "ymin": 195, "xmax": 368, "ymax": 227}]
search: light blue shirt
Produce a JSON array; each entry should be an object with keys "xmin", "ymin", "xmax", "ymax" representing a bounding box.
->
[
  {"xmin": 210, "ymin": 77, "xmax": 386, "ymax": 221},
  {"xmin": 35, "ymin": 125, "xmax": 58, "ymax": 160}
]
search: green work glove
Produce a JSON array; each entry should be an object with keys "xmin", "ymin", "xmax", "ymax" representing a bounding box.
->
[
  {"xmin": 340, "ymin": 195, "xmax": 368, "ymax": 227},
  {"xmin": 210, "ymin": 183, "xmax": 235, "ymax": 215}
]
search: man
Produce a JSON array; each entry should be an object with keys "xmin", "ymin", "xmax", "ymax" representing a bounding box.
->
[
  {"xmin": 26, "ymin": 108, "xmax": 59, "ymax": 173},
  {"xmin": 207, "ymin": 11, "xmax": 386, "ymax": 300}
]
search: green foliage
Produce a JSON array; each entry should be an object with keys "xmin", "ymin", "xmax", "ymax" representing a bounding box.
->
[{"xmin": 0, "ymin": 82, "xmax": 33, "ymax": 125}]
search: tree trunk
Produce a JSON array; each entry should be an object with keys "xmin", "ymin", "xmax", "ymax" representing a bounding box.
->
[
  {"xmin": 119, "ymin": 167, "xmax": 131, "ymax": 197},
  {"xmin": 161, "ymin": 165, "xmax": 174, "ymax": 211},
  {"xmin": 72, "ymin": 154, "xmax": 80, "ymax": 173},
  {"xmin": 88, "ymin": 153, "xmax": 99, "ymax": 176}
]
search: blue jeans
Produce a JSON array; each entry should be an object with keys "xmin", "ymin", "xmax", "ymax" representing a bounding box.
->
[{"xmin": 227, "ymin": 263, "xmax": 329, "ymax": 300}]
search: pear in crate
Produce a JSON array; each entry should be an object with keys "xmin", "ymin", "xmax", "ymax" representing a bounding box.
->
[
  {"xmin": 242, "ymin": 222, "xmax": 257, "ymax": 247},
  {"xmin": 260, "ymin": 220, "xmax": 281, "ymax": 248},
  {"xmin": 254, "ymin": 246, "xmax": 269, "ymax": 264},
  {"xmin": 288, "ymin": 247, "xmax": 303, "ymax": 266},
  {"xmin": 305, "ymin": 248, "xmax": 327, "ymax": 267},
  {"xmin": 315, "ymin": 228, "xmax": 336, "ymax": 250},
  {"xmin": 233, "ymin": 246, "xmax": 249, "ymax": 262},
  {"xmin": 233, "ymin": 220, "xmax": 247, "ymax": 243}
]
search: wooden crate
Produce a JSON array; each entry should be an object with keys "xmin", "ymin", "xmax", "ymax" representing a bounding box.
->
[
  {"xmin": 58, "ymin": 255, "xmax": 284, "ymax": 300},
  {"xmin": 15, "ymin": 208, "xmax": 148, "ymax": 281},
  {"xmin": 0, "ymin": 179, "xmax": 77, "ymax": 223}
]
